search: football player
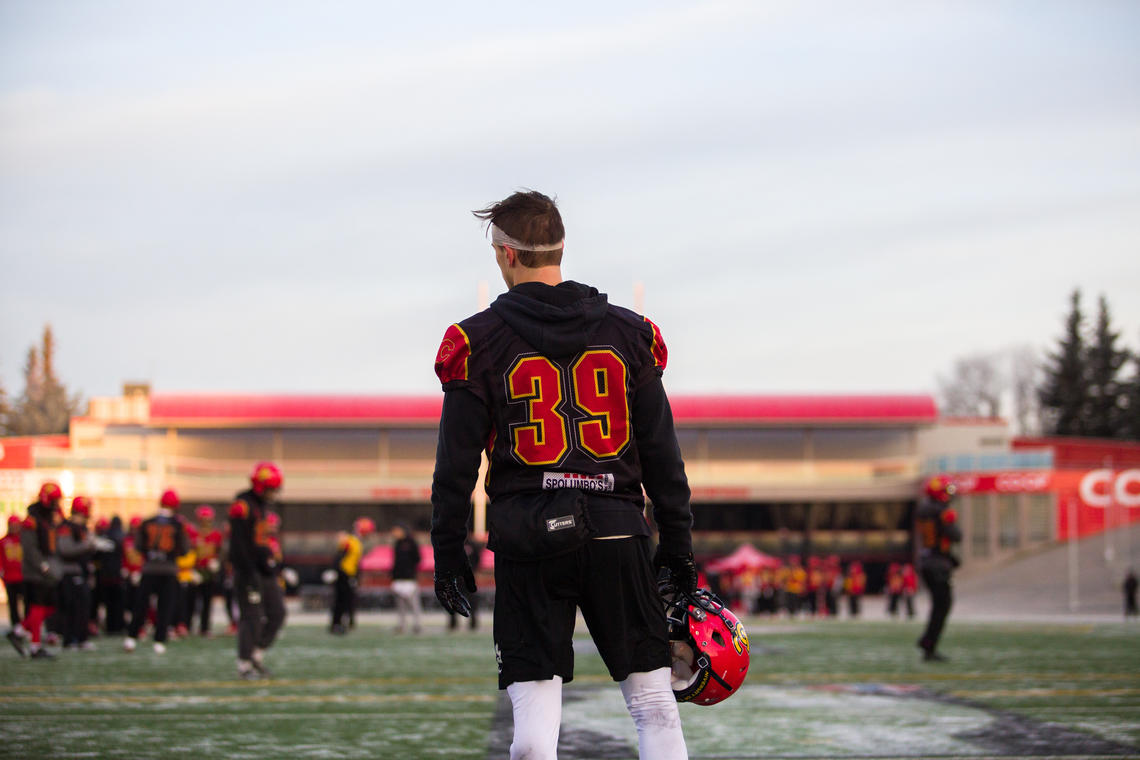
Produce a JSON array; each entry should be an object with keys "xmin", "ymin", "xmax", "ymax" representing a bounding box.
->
[
  {"xmin": 193, "ymin": 506, "xmax": 224, "ymax": 636},
  {"xmin": 915, "ymin": 476, "xmax": 962, "ymax": 661},
  {"xmin": 390, "ymin": 523, "xmax": 422, "ymax": 635},
  {"xmin": 430, "ymin": 191, "xmax": 695, "ymax": 760},
  {"xmin": 124, "ymin": 490, "xmax": 189, "ymax": 654},
  {"xmin": 57, "ymin": 496, "xmax": 98, "ymax": 650},
  {"xmin": 229, "ymin": 462, "xmax": 286, "ymax": 679},
  {"xmin": 1, "ymin": 515, "xmax": 26, "ymax": 637},
  {"xmin": 10, "ymin": 482, "xmax": 64, "ymax": 659},
  {"xmin": 330, "ymin": 517, "xmax": 372, "ymax": 635}
]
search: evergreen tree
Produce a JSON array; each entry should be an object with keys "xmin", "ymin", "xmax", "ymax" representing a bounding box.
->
[
  {"xmin": 0, "ymin": 367, "xmax": 10, "ymax": 435},
  {"xmin": 1085, "ymin": 295, "xmax": 1129, "ymax": 438},
  {"xmin": 1126, "ymin": 335, "xmax": 1140, "ymax": 441},
  {"xmin": 8, "ymin": 325, "xmax": 82, "ymax": 435},
  {"xmin": 1038, "ymin": 289, "xmax": 1089, "ymax": 436}
]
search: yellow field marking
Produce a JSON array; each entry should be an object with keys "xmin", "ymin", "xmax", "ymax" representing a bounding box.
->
[
  {"xmin": 1, "ymin": 670, "xmax": 1136, "ymax": 696},
  {"xmin": 0, "ymin": 674, "xmax": 492, "ymax": 694},
  {"xmin": 949, "ymin": 687, "xmax": 1140, "ymax": 699},
  {"xmin": 0, "ymin": 693, "xmax": 495, "ymax": 705},
  {"xmin": 747, "ymin": 674, "xmax": 1140, "ymax": 688}
]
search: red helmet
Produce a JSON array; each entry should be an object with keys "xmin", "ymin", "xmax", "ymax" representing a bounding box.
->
[
  {"xmin": 129, "ymin": 515, "xmax": 143, "ymax": 530},
  {"xmin": 196, "ymin": 505, "xmax": 216, "ymax": 522},
  {"xmin": 160, "ymin": 489, "xmax": 180, "ymax": 509},
  {"xmin": 924, "ymin": 476, "xmax": 956, "ymax": 503},
  {"xmin": 250, "ymin": 462, "xmax": 283, "ymax": 494},
  {"xmin": 7, "ymin": 515, "xmax": 21, "ymax": 529},
  {"xmin": 265, "ymin": 511, "xmax": 281, "ymax": 530},
  {"xmin": 38, "ymin": 482, "xmax": 63, "ymax": 506},
  {"xmin": 664, "ymin": 588, "xmax": 750, "ymax": 706},
  {"xmin": 354, "ymin": 517, "xmax": 376, "ymax": 536},
  {"xmin": 95, "ymin": 517, "xmax": 111, "ymax": 533},
  {"xmin": 71, "ymin": 496, "xmax": 93, "ymax": 518}
]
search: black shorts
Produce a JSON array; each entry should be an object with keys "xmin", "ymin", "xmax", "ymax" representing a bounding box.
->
[{"xmin": 492, "ymin": 536, "xmax": 669, "ymax": 690}]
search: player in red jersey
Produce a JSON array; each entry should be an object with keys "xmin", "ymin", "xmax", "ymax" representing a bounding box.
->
[
  {"xmin": 2, "ymin": 515, "xmax": 26, "ymax": 637},
  {"xmin": 9, "ymin": 483, "xmax": 63, "ymax": 658},
  {"xmin": 229, "ymin": 462, "xmax": 286, "ymax": 679},
  {"xmin": 901, "ymin": 562, "xmax": 918, "ymax": 619},
  {"xmin": 843, "ymin": 561, "xmax": 867, "ymax": 618},
  {"xmin": 192, "ymin": 506, "xmax": 224, "ymax": 636},
  {"xmin": 431, "ymin": 191, "xmax": 694, "ymax": 760}
]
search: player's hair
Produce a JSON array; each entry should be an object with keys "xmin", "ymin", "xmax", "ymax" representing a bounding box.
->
[{"xmin": 473, "ymin": 190, "xmax": 564, "ymax": 268}]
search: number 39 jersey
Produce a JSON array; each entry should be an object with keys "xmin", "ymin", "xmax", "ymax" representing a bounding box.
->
[{"xmin": 434, "ymin": 280, "xmax": 669, "ymax": 504}]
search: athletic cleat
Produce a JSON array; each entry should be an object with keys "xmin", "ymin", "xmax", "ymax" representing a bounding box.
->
[
  {"xmin": 153, "ymin": 642, "xmax": 166, "ymax": 655},
  {"xmin": 30, "ymin": 647, "xmax": 55, "ymax": 659},
  {"xmin": 7, "ymin": 629, "xmax": 30, "ymax": 658},
  {"xmin": 923, "ymin": 650, "xmax": 948, "ymax": 662}
]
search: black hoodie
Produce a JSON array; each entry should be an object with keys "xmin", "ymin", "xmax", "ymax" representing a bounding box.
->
[{"xmin": 431, "ymin": 280, "xmax": 692, "ymax": 573}]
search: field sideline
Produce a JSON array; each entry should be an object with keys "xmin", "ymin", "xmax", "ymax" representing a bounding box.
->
[{"xmin": 3, "ymin": 614, "xmax": 1138, "ymax": 759}]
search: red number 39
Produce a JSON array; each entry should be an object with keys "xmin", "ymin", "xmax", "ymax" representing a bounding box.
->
[{"xmin": 506, "ymin": 349, "xmax": 631, "ymax": 465}]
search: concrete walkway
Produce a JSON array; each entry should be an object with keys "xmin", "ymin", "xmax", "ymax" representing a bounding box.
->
[{"xmin": 950, "ymin": 522, "xmax": 1140, "ymax": 623}]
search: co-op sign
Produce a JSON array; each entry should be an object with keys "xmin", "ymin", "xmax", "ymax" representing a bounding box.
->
[
  {"xmin": 1077, "ymin": 469, "xmax": 1140, "ymax": 509},
  {"xmin": 949, "ymin": 470, "xmax": 1140, "ymax": 509}
]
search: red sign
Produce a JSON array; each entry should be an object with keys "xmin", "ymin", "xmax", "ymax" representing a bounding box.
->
[{"xmin": 947, "ymin": 472, "xmax": 1052, "ymax": 494}]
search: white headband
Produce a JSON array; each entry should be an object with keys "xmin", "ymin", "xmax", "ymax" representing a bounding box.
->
[{"xmin": 490, "ymin": 223, "xmax": 564, "ymax": 252}]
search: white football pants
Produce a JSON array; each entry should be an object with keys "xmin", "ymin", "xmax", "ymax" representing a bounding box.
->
[{"xmin": 506, "ymin": 668, "xmax": 687, "ymax": 760}]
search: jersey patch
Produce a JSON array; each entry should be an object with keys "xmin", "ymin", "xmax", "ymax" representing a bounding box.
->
[
  {"xmin": 644, "ymin": 317, "xmax": 668, "ymax": 371},
  {"xmin": 435, "ymin": 323, "xmax": 472, "ymax": 385},
  {"xmin": 542, "ymin": 471, "xmax": 616, "ymax": 492}
]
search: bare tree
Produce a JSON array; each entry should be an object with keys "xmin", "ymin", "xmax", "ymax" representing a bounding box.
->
[
  {"xmin": 1009, "ymin": 345, "xmax": 1042, "ymax": 436},
  {"xmin": 937, "ymin": 352, "xmax": 1005, "ymax": 418}
]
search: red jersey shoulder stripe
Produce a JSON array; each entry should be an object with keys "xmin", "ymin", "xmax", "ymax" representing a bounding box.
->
[
  {"xmin": 643, "ymin": 317, "xmax": 668, "ymax": 371},
  {"xmin": 434, "ymin": 323, "xmax": 472, "ymax": 385}
]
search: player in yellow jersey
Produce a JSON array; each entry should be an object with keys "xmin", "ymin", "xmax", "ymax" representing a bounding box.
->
[{"xmin": 330, "ymin": 517, "xmax": 373, "ymax": 635}]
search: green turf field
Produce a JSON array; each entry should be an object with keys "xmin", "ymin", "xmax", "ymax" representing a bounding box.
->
[{"xmin": 3, "ymin": 616, "xmax": 1138, "ymax": 759}]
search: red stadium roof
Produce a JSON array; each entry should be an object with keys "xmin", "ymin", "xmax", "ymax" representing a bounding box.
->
[{"xmin": 147, "ymin": 393, "xmax": 937, "ymax": 426}]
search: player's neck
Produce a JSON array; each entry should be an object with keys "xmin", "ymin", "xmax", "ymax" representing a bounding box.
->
[{"xmin": 510, "ymin": 266, "xmax": 562, "ymax": 289}]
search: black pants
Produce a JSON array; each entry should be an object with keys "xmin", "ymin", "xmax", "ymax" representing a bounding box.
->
[
  {"xmin": 331, "ymin": 572, "xmax": 356, "ymax": 628},
  {"xmin": 919, "ymin": 567, "xmax": 953, "ymax": 653},
  {"xmin": 60, "ymin": 574, "xmax": 92, "ymax": 646},
  {"xmin": 128, "ymin": 574, "xmax": 177, "ymax": 643},
  {"xmin": 94, "ymin": 582, "xmax": 126, "ymax": 633},
  {"xmin": 235, "ymin": 575, "xmax": 286, "ymax": 661},
  {"xmin": 4, "ymin": 580, "xmax": 25, "ymax": 627},
  {"xmin": 197, "ymin": 579, "xmax": 221, "ymax": 633}
]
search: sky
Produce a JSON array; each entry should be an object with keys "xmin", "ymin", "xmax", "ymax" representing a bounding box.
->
[{"xmin": 2, "ymin": 1, "xmax": 1139, "ymax": 407}]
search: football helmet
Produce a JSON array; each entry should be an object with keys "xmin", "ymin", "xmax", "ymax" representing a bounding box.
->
[
  {"xmin": 354, "ymin": 517, "xmax": 376, "ymax": 536},
  {"xmin": 250, "ymin": 462, "xmax": 283, "ymax": 494},
  {"xmin": 925, "ymin": 476, "xmax": 956, "ymax": 503},
  {"xmin": 160, "ymin": 489, "xmax": 180, "ymax": 509},
  {"xmin": 663, "ymin": 587, "xmax": 750, "ymax": 706},
  {"xmin": 196, "ymin": 505, "xmax": 216, "ymax": 522},
  {"xmin": 38, "ymin": 482, "xmax": 63, "ymax": 506},
  {"xmin": 71, "ymin": 496, "xmax": 93, "ymax": 518}
]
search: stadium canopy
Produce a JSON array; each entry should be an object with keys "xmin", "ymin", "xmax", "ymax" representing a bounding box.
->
[{"xmin": 704, "ymin": 543, "xmax": 782, "ymax": 574}]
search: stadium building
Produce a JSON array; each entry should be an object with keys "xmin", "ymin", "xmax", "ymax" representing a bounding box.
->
[{"xmin": 1, "ymin": 384, "xmax": 1137, "ymax": 590}]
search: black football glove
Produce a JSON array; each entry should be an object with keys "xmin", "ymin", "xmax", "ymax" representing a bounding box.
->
[
  {"xmin": 434, "ymin": 566, "xmax": 476, "ymax": 617},
  {"xmin": 654, "ymin": 548, "xmax": 698, "ymax": 594}
]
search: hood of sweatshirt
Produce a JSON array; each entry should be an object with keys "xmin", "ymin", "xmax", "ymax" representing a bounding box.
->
[{"xmin": 490, "ymin": 280, "xmax": 609, "ymax": 359}]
